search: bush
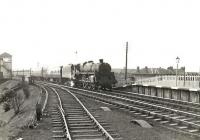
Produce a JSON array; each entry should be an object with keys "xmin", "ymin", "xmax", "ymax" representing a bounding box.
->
[
  {"xmin": 3, "ymin": 102, "xmax": 11, "ymax": 112},
  {"xmin": 2, "ymin": 87, "xmax": 8, "ymax": 91},
  {"xmin": 5, "ymin": 90, "xmax": 15, "ymax": 100},
  {"xmin": 0, "ymin": 90, "xmax": 14, "ymax": 104},
  {"xmin": 1, "ymin": 89, "xmax": 24, "ymax": 114},
  {"xmin": 12, "ymin": 93, "xmax": 24, "ymax": 114}
]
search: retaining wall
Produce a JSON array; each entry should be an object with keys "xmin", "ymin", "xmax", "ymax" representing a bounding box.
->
[{"xmin": 119, "ymin": 84, "xmax": 200, "ymax": 103}]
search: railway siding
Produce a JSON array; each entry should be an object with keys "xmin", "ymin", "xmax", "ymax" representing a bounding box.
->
[{"xmin": 62, "ymin": 85, "xmax": 200, "ymax": 138}]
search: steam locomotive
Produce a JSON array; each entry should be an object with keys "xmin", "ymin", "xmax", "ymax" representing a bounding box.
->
[
  {"xmin": 73, "ymin": 59, "xmax": 117, "ymax": 90},
  {"xmin": 31, "ymin": 59, "xmax": 117, "ymax": 90}
]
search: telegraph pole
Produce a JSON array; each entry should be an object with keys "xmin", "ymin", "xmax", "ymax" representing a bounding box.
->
[
  {"xmin": 125, "ymin": 42, "xmax": 128, "ymax": 83},
  {"xmin": 60, "ymin": 66, "xmax": 63, "ymax": 83},
  {"xmin": 41, "ymin": 67, "xmax": 44, "ymax": 80}
]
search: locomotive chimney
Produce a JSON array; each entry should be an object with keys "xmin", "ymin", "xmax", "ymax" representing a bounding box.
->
[{"xmin": 99, "ymin": 59, "xmax": 103, "ymax": 63}]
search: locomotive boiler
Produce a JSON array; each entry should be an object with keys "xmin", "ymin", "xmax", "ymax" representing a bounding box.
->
[{"xmin": 73, "ymin": 59, "xmax": 117, "ymax": 90}]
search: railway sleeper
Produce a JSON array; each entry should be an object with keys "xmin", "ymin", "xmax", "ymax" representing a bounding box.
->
[
  {"xmin": 62, "ymin": 106, "xmax": 82, "ymax": 109},
  {"xmin": 52, "ymin": 118, "xmax": 62, "ymax": 122},
  {"xmin": 68, "ymin": 120, "xmax": 94, "ymax": 124},
  {"xmin": 169, "ymin": 123, "xmax": 178, "ymax": 126},
  {"xmin": 72, "ymin": 133, "xmax": 105, "ymax": 140},
  {"xmin": 192, "ymin": 120, "xmax": 200, "ymax": 123},
  {"xmin": 52, "ymin": 135, "xmax": 66, "ymax": 139},
  {"xmin": 67, "ymin": 113, "xmax": 87, "ymax": 116},
  {"xmin": 159, "ymin": 120, "xmax": 169, "ymax": 124},
  {"xmin": 178, "ymin": 126, "xmax": 188, "ymax": 129},
  {"xmin": 67, "ymin": 112, "xmax": 87, "ymax": 115},
  {"xmin": 52, "ymin": 121, "xmax": 63, "ymax": 125},
  {"xmin": 67, "ymin": 116, "xmax": 90, "ymax": 119},
  {"xmin": 68, "ymin": 118, "xmax": 91, "ymax": 121},
  {"xmin": 69, "ymin": 123, "xmax": 95, "ymax": 127},
  {"xmin": 70, "ymin": 126, "xmax": 96, "ymax": 130},
  {"xmin": 188, "ymin": 129, "xmax": 199, "ymax": 133},
  {"xmin": 71, "ymin": 129, "xmax": 100, "ymax": 135},
  {"xmin": 52, "ymin": 130, "xmax": 65, "ymax": 133},
  {"xmin": 66, "ymin": 109, "xmax": 84, "ymax": 112}
]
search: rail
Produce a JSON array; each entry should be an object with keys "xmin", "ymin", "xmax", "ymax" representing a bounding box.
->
[
  {"xmin": 64, "ymin": 86, "xmax": 200, "ymax": 134},
  {"xmin": 38, "ymin": 82, "xmax": 200, "ymax": 136},
  {"xmin": 39, "ymin": 82, "xmax": 115, "ymax": 140},
  {"xmin": 69, "ymin": 87, "xmax": 200, "ymax": 119},
  {"xmin": 58, "ymin": 105, "xmax": 72, "ymax": 140},
  {"xmin": 51, "ymin": 87, "xmax": 72, "ymax": 140},
  {"xmin": 61, "ymin": 87, "xmax": 115, "ymax": 140},
  {"xmin": 39, "ymin": 85, "xmax": 49, "ymax": 113}
]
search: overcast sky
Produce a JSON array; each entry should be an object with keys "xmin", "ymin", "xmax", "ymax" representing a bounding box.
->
[{"xmin": 0, "ymin": 0, "xmax": 200, "ymax": 72}]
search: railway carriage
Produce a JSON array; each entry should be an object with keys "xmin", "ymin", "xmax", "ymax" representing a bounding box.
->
[{"xmin": 47, "ymin": 64, "xmax": 75, "ymax": 84}]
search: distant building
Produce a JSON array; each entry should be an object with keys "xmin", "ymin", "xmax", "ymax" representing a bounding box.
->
[
  {"xmin": 0, "ymin": 52, "xmax": 12, "ymax": 79},
  {"xmin": 134, "ymin": 66, "xmax": 185, "ymax": 75}
]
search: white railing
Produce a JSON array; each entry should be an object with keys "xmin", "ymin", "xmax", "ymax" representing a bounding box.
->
[{"xmin": 135, "ymin": 75, "xmax": 200, "ymax": 88}]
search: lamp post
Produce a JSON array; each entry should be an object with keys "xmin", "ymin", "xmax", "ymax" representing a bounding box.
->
[
  {"xmin": 176, "ymin": 56, "xmax": 180, "ymax": 86},
  {"xmin": 183, "ymin": 66, "xmax": 185, "ymax": 87},
  {"xmin": 125, "ymin": 42, "xmax": 128, "ymax": 84}
]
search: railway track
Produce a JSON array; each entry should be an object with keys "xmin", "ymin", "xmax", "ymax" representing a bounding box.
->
[
  {"xmin": 42, "ymin": 84, "xmax": 121, "ymax": 140},
  {"xmin": 42, "ymin": 86, "xmax": 69, "ymax": 139},
  {"xmin": 110, "ymin": 89, "xmax": 200, "ymax": 113},
  {"xmin": 51, "ymin": 85, "xmax": 200, "ymax": 138}
]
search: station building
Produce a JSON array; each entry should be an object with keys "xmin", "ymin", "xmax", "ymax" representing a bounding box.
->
[{"xmin": 0, "ymin": 52, "xmax": 12, "ymax": 79}]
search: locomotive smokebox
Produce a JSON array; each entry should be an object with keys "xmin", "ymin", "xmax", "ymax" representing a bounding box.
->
[{"xmin": 99, "ymin": 59, "xmax": 103, "ymax": 63}]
